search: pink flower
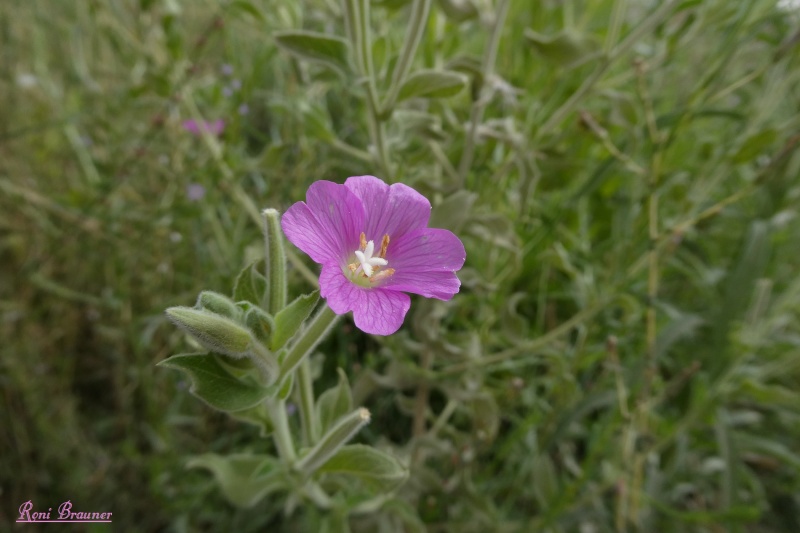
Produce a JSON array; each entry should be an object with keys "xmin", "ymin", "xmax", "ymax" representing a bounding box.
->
[
  {"xmin": 281, "ymin": 176, "xmax": 466, "ymax": 335},
  {"xmin": 182, "ymin": 119, "xmax": 225, "ymax": 136}
]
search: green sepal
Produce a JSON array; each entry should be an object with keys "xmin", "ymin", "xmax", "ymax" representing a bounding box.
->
[
  {"xmin": 316, "ymin": 368, "xmax": 353, "ymax": 434},
  {"xmin": 158, "ymin": 352, "xmax": 274, "ymax": 411},
  {"xmin": 197, "ymin": 291, "xmax": 242, "ymax": 321},
  {"xmin": 318, "ymin": 444, "xmax": 408, "ymax": 492},
  {"xmin": 272, "ymin": 290, "xmax": 320, "ymax": 350},
  {"xmin": 233, "ymin": 259, "xmax": 268, "ymax": 307},
  {"xmin": 187, "ymin": 454, "xmax": 288, "ymax": 508}
]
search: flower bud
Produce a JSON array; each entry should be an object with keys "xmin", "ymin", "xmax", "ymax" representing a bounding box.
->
[
  {"xmin": 167, "ymin": 307, "xmax": 252, "ymax": 357},
  {"xmin": 244, "ymin": 306, "xmax": 275, "ymax": 345},
  {"xmin": 197, "ymin": 291, "xmax": 242, "ymax": 320}
]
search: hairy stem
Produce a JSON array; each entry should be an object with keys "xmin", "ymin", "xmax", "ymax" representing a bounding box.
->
[
  {"xmin": 280, "ymin": 304, "xmax": 341, "ymax": 379},
  {"xmin": 342, "ymin": 0, "xmax": 391, "ymax": 177},
  {"xmin": 457, "ymin": 0, "xmax": 510, "ymax": 186},
  {"xmin": 267, "ymin": 398, "xmax": 297, "ymax": 463},
  {"xmin": 262, "ymin": 208, "xmax": 287, "ymax": 315},
  {"xmin": 381, "ymin": 0, "xmax": 433, "ymax": 115},
  {"xmin": 297, "ymin": 359, "xmax": 320, "ymax": 444}
]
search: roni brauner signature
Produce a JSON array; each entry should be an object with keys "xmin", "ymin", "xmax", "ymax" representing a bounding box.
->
[{"xmin": 17, "ymin": 500, "xmax": 112, "ymax": 523}]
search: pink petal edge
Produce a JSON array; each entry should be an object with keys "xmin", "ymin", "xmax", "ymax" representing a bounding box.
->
[{"xmin": 344, "ymin": 176, "xmax": 431, "ymax": 241}]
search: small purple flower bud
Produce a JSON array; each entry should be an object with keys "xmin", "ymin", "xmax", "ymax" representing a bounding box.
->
[
  {"xmin": 182, "ymin": 119, "xmax": 225, "ymax": 136},
  {"xmin": 186, "ymin": 183, "xmax": 206, "ymax": 201}
]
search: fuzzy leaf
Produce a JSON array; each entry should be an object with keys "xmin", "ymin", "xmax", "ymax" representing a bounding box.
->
[
  {"xmin": 227, "ymin": 0, "xmax": 265, "ymax": 22},
  {"xmin": 525, "ymin": 29, "xmax": 601, "ymax": 68},
  {"xmin": 318, "ymin": 444, "xmax": 408, "ymax": 492},
  {"xmin": 373, "ymin": 0, "xmax": 413, "ymax": 9},
  {"xmin": 233, "ymin": 259, "xmax": 268, "ymax": 307},
  {"xmin": 437, "ymin": 0, "xmax": 478, "ymax": 22},
  {"xmin": 158, "ymin": 353, "xmax": 272, "ymax": 411},
  {"xmin": 229, "ymin": 404, "xmax": 273, "ymax": 437},
  {"xmin": 274, "ymin": 30, "xmax": 351, "ymax": 74},
  {"xmin": 397, "ymin": 69, "xmax": 467, "ymax": 102},
  {"xmin": 316, "ymin": 368, "xmax": 353, "ymax": 434},
  {"xmin": 271, "ymin": 291, "xmax": 320, "ymax": 350},
  {"xmin": 430, "ymin": 190, "xmax": 478, "ymax": 233},
  {"xmin": 187, "ymin": 454, "xmax": 286, "ymax": 508},
  {"xmin": 732, "ymin": 129, "xmax": 777, "ymax": 163}
]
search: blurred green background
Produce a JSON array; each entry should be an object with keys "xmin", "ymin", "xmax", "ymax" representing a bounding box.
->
[{"xmin": 2, "ymin": 0, "xmax": 799, "ymax": 530}]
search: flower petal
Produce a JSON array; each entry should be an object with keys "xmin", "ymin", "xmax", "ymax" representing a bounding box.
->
[
  {"xmin": 385, "ymin": 228, "xmax": 466, "ymax": 272},
  {"xmin": 281, "ymin": 181, "xmax": 365, "ymax": 265},
  {"xmin": 320, "ymin": 264, "xmax": 411, "ymax": 335},
  {"xmin": 344, "ymin": 175, "xmax": 431, "ymax": 240},
  {"xmin": 381, "ymin": 270, "xmax": 461, "ymax": 300}
]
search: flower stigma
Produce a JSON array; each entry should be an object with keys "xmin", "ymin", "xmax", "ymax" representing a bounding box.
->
[{"xmin": 348, "ymin": 232, "xmax": 395, "ymax": 286}]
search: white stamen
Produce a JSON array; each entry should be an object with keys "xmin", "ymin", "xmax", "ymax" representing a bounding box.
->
[{"xmin": 354, "ymin": 240, "xmax": 388, "ymax": 277}]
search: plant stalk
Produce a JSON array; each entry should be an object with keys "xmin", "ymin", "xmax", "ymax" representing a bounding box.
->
[
  {"xmin": 381, "ymin": 0, "xmax": 433, "ymax": 115},
  {"xmin": 280, "ymin": 304, "xmax": 341, "ymax": 380}
]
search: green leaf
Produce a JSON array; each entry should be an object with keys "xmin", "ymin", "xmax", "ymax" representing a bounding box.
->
[
  {"xmin": 158, "ymin": 353, "xmax": 273, "ymax": 411},
  {"xmin": 393, "ymin": 110, "xmax": 446, "ymax": 142},
  {"xmin": 272, "ymin": 291, "xmax": 320, "ymax": 350},
  {"xmin": 187, "ymin": 454, "xmax": 287, "ymax": 508},
  {"xmin": 166, "ymin": 307, "xmax": 253, "ymax": 357},
  {"xmin": 229, "ymin": 404, "xmax": 273, "ymax": 437},
  {"xmin": 447, "ymin": 55, "xmax": 484, "ymax": 100},
  {"xmin": 397, "ymin": 69, "xmax": 467, "ymax": 102},
  {"xmin": 274, "ymin": 30, "xmax": 351, "ymax": 74},
  {"xmin": 316, "ymin": 368, "xmax": 353, "ymax": 434},
  {"xmin": 373, "ymin": 0, "xmax": 414, "ymax": 9},
  {"xmin": 429, "ymin": 190, "xmax": 478, "ymax": 233},
  {"xmin": 469, "ymin": 392, "xmax": 500, "ymax": 445},
  {"xmin": 436, "ymin": 0, "xmax": 479, "ymax": 22},
  {"xmin": 318, "ymin": 444, "xmax": 408, "ymax": 492},
  {"xmin": 233, "ymin": 259, "xmax": 268, "ymax": 307},
  {"xmin": 532, "ymin": 455, "xmax": 560, "ymax": 507},
  {"xmin": 298, "ymin": 102, "xmax": 336, "ymax": 143},
  {"xmin": 524, "ymin": 29, "xmax": 601, "ymax": 68},
  {"xmin": 732, "ymin": 129, "xmax": 777, "ymax": 163},
  {"xmin": 227, "ymin": 0, "xmax": 266, "ymax": 23},
  {"xmin": 656, "ymin": 314, "xmax": 704, "ymax": 359}
]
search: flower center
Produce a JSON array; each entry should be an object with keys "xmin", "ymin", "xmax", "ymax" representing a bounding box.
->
[{"xmin": 348, "ymin": 232, "xmax": 395, "ymax": 285}]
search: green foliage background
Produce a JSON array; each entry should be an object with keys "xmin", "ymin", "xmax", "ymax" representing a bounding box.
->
[{"xmin": 2, "ymin": 0, "xmax": 799, "ymax": 530}]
